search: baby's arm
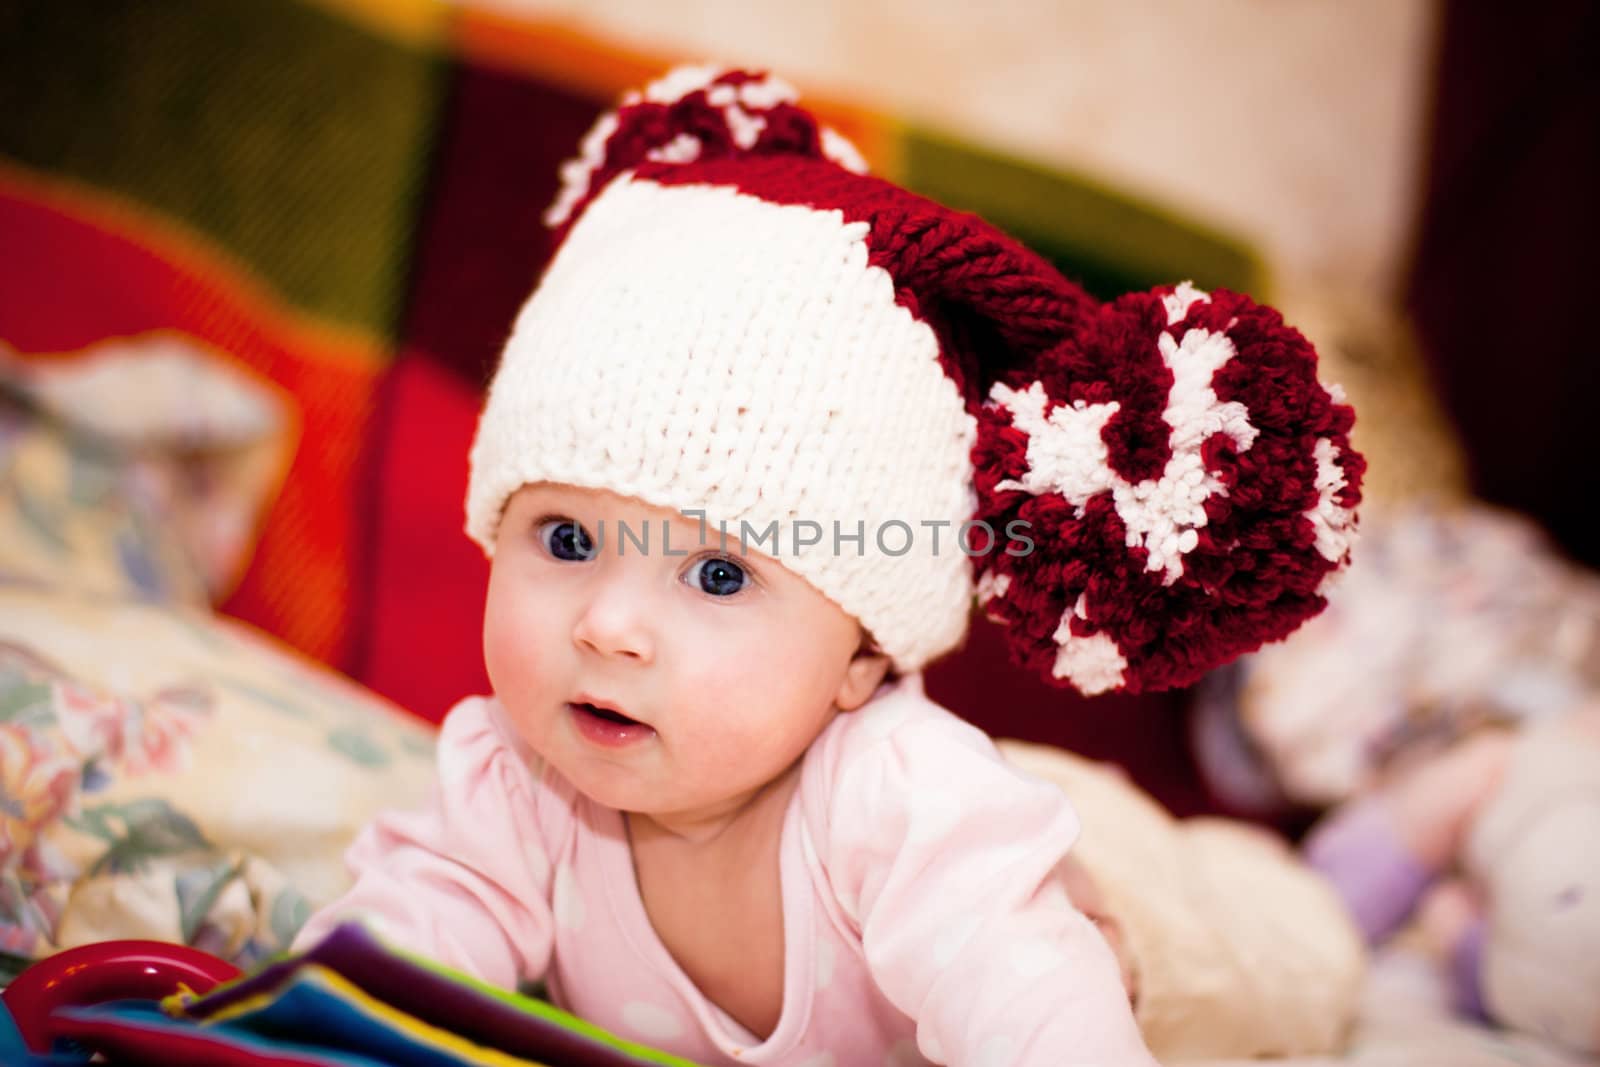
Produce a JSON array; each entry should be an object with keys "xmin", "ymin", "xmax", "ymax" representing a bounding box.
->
[
  {"xmin": 293, "ymin": 697, "xmax": 558, "ymax": 991},
  {"xmin": 823, "ymin": 712, "xmax": 1159, "ymax": 1066}
]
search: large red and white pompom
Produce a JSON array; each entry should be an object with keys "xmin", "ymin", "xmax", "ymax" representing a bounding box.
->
[
  {"xmin": 971, "ymin": 282, "xmax": 1364, "ymax": 695},
  {"xmin": 544, "ymin": 64, "xmax": 868, "ymax": 229}
]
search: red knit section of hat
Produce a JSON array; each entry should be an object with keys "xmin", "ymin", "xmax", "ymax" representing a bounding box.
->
[
  {"xmin": 637, "ymin": 155, "xmax": 1099, "ymax": 413},
  {"xmin": 548, "ymin": 69, "xmax": 837, "ymax": 238}
]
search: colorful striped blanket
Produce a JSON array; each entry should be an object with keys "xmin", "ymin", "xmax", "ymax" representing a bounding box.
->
[{"xmin": 6, "ymin": 923, "xmax": 700, "ymax": 1066}]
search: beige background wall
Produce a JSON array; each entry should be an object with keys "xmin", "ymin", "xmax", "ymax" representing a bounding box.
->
[{"xmin": 465, "ymin": 0, "xmax": 1439, "ymax": 305}]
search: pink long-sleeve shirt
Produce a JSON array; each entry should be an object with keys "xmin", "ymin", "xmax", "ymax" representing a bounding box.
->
[{"xmin": 295, "ymin": 674, "xmax": 1156, "ymax": 1066}]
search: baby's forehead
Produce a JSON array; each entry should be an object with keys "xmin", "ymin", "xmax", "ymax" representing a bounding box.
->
[
  {"xmin": 510, "ymin": 482, "xmax": 714, "ymax": 533},
  {"xmin": 513, "ymin": 481, "xmax": 661, "ymax": 513}
]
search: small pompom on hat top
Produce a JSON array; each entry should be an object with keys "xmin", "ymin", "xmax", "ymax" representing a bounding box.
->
[{"xmin": 466, "ymin": 65, "xmax": 1364, "ymax": 695}]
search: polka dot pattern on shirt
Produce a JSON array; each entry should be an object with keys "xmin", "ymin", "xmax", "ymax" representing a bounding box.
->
[
  {"xmin": 815, "ymin": 938, "xmax": 835, "ymax": 990},
  {"xmin": 975, "ymin": 1033, "xmax": 1017, "ymax": 1067},
  {"xmin": 621, "ymin": 1000, "xmax": 684, "ymax": 1042},
  {"xmin": 553, "ymin": 865, "xmax": 586, "ymax": 931},
  {"xmin": 932, "ymin": 912, "xmax": 982, "ymax": 967},
  {"xmin": 904, "ymin": 788, "xmax": 964, "ymax": 847},
  {"xmin": 1008, "ymin": 938, "xmax": 1065, "ymax": 979}
]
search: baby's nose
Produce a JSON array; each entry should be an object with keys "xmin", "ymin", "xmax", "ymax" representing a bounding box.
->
[{"xmin": 571, "ymin": 579, "xmax": 656, "ymax": 663}]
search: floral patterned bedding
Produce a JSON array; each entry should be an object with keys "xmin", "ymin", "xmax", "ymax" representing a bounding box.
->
[{"xmin": 0, "ymin": 340, "xmax": 434, "ymax": 980}]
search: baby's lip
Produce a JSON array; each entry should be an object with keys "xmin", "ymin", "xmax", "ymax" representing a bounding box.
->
[{"xmin": 570, "ymin": 693, "xmax": 644, "ymax": 726}]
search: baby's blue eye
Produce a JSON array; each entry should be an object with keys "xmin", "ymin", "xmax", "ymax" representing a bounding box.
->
[
  {"xmin": 540, "ymin": 519, "xmax": 596, "ymax": 561},
  {"xmin": 689, "ymin": 556, "xmax": 746, "ymax": 597}
]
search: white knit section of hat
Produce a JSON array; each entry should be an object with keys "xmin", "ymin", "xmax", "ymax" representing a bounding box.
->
[{"xmin": 467, "ymin": 176, "xmax": 977, "ymax": 670}]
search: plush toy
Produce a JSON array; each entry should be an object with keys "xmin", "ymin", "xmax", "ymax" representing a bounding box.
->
[
  {"xmin": 1226, "ymin": 501, "xmax": 1600, "ymax": 1055},
  {"xmin": 1304, "ymin": 704, "xmax": 1600, "ymax": 1056}
]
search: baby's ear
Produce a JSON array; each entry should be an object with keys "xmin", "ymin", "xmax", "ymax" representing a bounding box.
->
[{"xmin": 836, "ymin": 641, "xmax": 891, "ymax": 712}]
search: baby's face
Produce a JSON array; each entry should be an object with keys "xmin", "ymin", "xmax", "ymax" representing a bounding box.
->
[{"xmin": 484, "ymin": 483, "xmax": 887, "ymax": 831}]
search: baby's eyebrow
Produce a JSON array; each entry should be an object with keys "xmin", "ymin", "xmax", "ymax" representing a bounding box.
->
[{"xmin": 518, "ymin": 488, "xmax": 603, "ymax": 517}]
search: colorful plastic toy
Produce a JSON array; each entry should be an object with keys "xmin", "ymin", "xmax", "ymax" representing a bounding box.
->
[{"xmin": 2, "ymin": 939, "xmax": 240, "ymax": 1053}]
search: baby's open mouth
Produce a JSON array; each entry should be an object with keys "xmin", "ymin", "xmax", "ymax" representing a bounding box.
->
[
  {"xmin": 574, "ymin": 701, "xmax": 638, "ymax": 725},
  {"xmin": 569, "ymin": 700, "xmax": 654, "ymax": 747}
]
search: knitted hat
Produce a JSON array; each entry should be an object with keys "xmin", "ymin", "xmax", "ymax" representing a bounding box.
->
[{"xmin": 466, "ymin": 65, "xmax": 1364, "ymax": 695}]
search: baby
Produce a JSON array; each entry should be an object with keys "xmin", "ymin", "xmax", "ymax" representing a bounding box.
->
[{"xmin": 296, "ymin": 65, "xmax": 1363, "ymax": 1066}]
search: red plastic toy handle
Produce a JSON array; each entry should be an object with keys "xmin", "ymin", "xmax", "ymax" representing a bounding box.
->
[{"xmin": 2, "ymin": 939, "xmax": 241, "ymax": 1053}]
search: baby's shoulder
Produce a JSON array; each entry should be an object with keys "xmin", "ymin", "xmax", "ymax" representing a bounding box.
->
[
  {"xmin": 798, "ymin": 676, "xmax": 1083, "ymax": 910},
  {"xmin": 801, "ymin": 675, "xmax": 1051, "ymax": 830},
  {"xmin": 435, "ymin": 696, "xmax": 582, "ymax": 835},
  {"xmin": 809, "ymin": 675, "xmax": 1006, "ymax": 778}
]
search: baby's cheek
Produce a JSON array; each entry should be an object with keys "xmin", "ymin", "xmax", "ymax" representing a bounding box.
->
[{"xmin": 482, "ymin": 591, "xmax": 545, "ymax": 695}]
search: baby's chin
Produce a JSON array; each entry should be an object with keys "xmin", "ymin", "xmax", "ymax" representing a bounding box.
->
[
  {"xmin": 540, "ymin": 746, "xmax": 649, "ymax": 803},
  {"xmin": 614, "ymin": 782, "xmax": 783, "ymax": 837},
  {"xmin": 534, "ymin": 718, "xmax": 798, "ymax": 829},
  {"xmin": 539, "ymin": 747, "xmax": 701, "ymax": 820}
]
